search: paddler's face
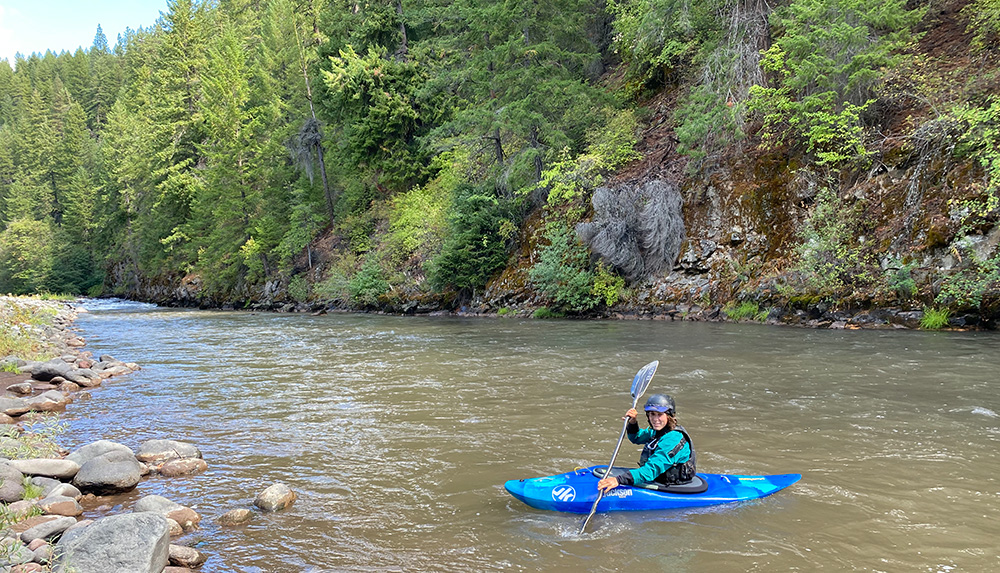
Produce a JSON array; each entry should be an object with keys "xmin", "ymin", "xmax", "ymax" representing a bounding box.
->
[{"xmin": 647, "ymin": 410, "xmax": 669, "ymax": 431}]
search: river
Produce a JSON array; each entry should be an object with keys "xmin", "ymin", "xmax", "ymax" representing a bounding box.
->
[{"xmin": 63, "ymin": 299, "xmax": 998, "ymax": 572}]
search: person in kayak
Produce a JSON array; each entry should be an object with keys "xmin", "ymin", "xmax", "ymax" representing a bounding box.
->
[{"xmin": 596, "ymin": 393, "xmax": 696, "ymax": 492}]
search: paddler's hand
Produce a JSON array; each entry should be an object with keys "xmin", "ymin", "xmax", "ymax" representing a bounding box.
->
[
  {"xmin": 624, "ymin": 408, "xmax": 638, "ymax": 423},
  {"xmin": 597, "ymin": 476, "xmax": 619, "ymax": 493}
]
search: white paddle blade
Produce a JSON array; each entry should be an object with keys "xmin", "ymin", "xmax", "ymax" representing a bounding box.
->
[{"xmin": 630, "ymin": 360, "xmax": 658, "ymax": 400}]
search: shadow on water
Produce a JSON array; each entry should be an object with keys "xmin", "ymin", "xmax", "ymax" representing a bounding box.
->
[{"xmin": 64, "ymin": 301, "xmax": 1000, "ymax": 572}]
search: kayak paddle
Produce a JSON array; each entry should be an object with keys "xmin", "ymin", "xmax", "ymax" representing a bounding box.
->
[{"xmin": 579, "ymin": 360, "xmax": 658, "ymax": 534}]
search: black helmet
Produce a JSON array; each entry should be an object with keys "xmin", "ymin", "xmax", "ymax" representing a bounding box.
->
[{"xmin": 643, "ymin": 394, "xmax": 676, "ymax": 415}]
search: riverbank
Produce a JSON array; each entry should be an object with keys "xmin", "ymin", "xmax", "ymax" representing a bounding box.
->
[{"xmin": 0, "ymin": 296, "xmax": 224, "ymax": 572}]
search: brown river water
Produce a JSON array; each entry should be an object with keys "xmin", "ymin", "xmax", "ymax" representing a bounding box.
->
[{"xmin": 63, "ymin": 300, "xmax": 998, "ymax": 572}]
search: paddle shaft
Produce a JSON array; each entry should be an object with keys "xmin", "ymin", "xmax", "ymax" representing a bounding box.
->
[{"xmin": 579, "ymin": 396, "xmax": 640, "ymax": 533}]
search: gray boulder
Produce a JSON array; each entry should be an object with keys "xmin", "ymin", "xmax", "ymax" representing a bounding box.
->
[
  {"xmin": 0, "ymin": 397, "xmax": 30, "ymax": 417},
  {"xmin": 37, "ymin": 494, "xmax": 83, "ymax": 517},
  {"xmin": 72, "ymin": 451, "xmax": 142, "ymax": 494},
  {"xmin": 0, "ymin": 463, "xmax": 26, "ymax": 502},
  {"xmin": 52, "ymin": 513, "xmax": 170, "ymax": 573},
  {"xmin": 66, "ymin": 440, "xmax": 134, "ymax": 467},
  {"xmin": 23, "ymin": 390, "xmax": 72, "ymax": 412},
  {"xmin": 20, "ymin": 515, "xmax": 77, "ymax": 543},
  {"xmin": 8, "ymin": 458, "xmax": 80, "ymax": 480},
  {"xmin": 26, "ymin": 360, "xmax": 71, "ymax": 382},
  {"xmin": 136, "ymin": 439, "xmax": 202, "ymax": 464},
  {"xmin": 133, "ymin": 495, "xmax": 201, "ymax": 531},
  {"xmin": 254, "ymin": 482, "xmax": 297, "ymax": 512}
]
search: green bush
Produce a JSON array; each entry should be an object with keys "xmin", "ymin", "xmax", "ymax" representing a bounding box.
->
[
  {"xmin": 529, "ymin": 220, "xmax": 625, "ymax": 312},
  {"xmin": 349, "ymin": 257, "xmax": 390, "ymax": 307},
  {"xmin": 793, "ymin": 186, "xmax": 878, "ymax": 298},
  {"xmin": 287, "ymin": 275, "xmax": 310, "ymax": 302},
  {"xmin": 428, "ymin": 184, "xmax": 512, "ymax": 295},
  {"xmin": 747, "ymin": 0, "xmax": 923, "ymax": 165}
]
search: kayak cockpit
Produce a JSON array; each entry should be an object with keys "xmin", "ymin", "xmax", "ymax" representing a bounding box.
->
[{"xmin": 593, "ymin": 466, "xmax": 709, "ymax": 494}]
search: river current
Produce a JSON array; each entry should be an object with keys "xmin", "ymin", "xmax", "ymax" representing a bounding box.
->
[{"xmin": 63, "ymin": 299, "xmax": 998, "ymax": 572}]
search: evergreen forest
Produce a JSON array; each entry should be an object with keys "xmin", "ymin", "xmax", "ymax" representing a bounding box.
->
[{"xmin": 2, "ymin": 0, "xmax": 1000, "ymax": 326}]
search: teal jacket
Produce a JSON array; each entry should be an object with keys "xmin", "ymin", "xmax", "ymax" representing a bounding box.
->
[{"xmin": 623, "ymin": 424, "xmax": 692, "ymax": 485}]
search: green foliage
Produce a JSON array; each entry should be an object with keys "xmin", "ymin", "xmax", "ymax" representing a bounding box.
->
[
  {"xmin": 952, "ymin": 98, "xmax": 1000, "ymax": 231},
  {"xmin": 724, "ymin": 301, "xmax": 766, "ymax": 321},
  {"xmin": 675, "ymin": 85, "xmax": 743, "ymax": 161},
  {"xmin": 607, "ymin": 0, "xmax": 720, "ymax": 95},
  {"xmin": 537, "ymin": 108, "xmax": 642, "ymax": 207},
  {"xmin": 529, "ymin": 220, "xmax": 623, "ymax": 312},
  {"xmin": 963, "ymin": 0, "xmax": 1000, "ymax": 52},
  {"xmin": 747, "ymin": 0, "xmax": 923, "ymax": 165},
  {"xmin": 0, "ymin": 218, "xmax": 54, "ymax": 294},
  {"xmin": 287, "ymin": 274, "xmax": 310, "ymax": 302},
  {"xmin": 21, "ymin": 478, "xmax": 45, "ymax": 500},
  {"xmin": 384, "ymin": 182, "xmax": 449, "ymax": 267},
  {"xmin": 349, "ymin": 256, "xmax": 390, "ymax": 308},
  {"xmin": 428, "ymin": 184, "xmax": 512, "ymax": 294},
  {"xmin": 0, "ymin": 413, "xmax": 67, "ymax": 459},
  {"xmin": 887, "ymin": 260, "xmax": 917, "ymax": 300},
  {"xmin": 322, "ymin": 43, "xmax": 429, "ymax": 192},
  {"xmin": 591, "ymin": 263, "xmax": 626, "ymax": 307},
  {"xmin": 496, "ymin": 307, "xmax": 511, "ymax": 316},
  {"xmin": 920, "ymin": 307, "xmax": 952, "ymax": 330},
  {"xmin": 532, "ymin": 306, "xmax": 564, "ymax": 319},
  {"xmin": 793, "ymin": 186, "xmax": 878, "ymax": 298},
  {"xmin": 936, "ymin": 253, "xmax": 1000, "ymax": 310}
]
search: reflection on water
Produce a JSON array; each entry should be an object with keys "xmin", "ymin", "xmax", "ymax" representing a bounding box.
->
[{"xmin": 64, "ymin": 300, "xmax": 1000, "ymax": 572}]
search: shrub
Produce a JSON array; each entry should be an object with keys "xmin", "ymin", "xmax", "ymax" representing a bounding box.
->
[
  {"xmin": 287, "ymin": 275, "xmax": 310, "ymax": 302},
  {"xmin": 529, "ymin": 221, "xmax": 601, "ymax": 312},
  {"xmin": 747, "ymin": 0, "xmax": 924, "ymax": 165},
  {"xmin": 428, "ymin": 184, "xmax": 512, "ymax": 295},
  {"xmin": 793, "ymin": 186, "xmax": 879, "ymax": 298},
  {"xmin": 349, "ymin": 257, "xmax": 390, "ymax": 308}
]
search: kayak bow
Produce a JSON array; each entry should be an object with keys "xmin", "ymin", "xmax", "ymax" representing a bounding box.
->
[{"xmin": 505, "ymin": 466, "xmax": 800, "ymax": 513}]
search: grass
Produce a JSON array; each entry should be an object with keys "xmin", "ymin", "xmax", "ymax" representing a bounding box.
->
[
  {"xmin": 0, "ymin": 295, "xmax": 61, "ymax": 359},
  {"xmin": 0, "ymin": 413, "xmax": 68, "ymax": 459},
  {"xmin": 724, "ymin": 301, "xmax": 769, "ymax": 322},
  {"xmin": 532, "ymin": 307, "xmax": 564, "ymax": 319},
  {"xmin": 920, "ymin": 306, "xmax": 951, "ymax": 330}
]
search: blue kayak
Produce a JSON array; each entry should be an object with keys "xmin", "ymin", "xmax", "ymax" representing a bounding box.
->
[{"xmin": 504, "ymin": 465, "xmax": 801, "ymax": 513}]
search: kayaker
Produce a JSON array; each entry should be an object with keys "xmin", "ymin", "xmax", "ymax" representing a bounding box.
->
[{"xmin": 596, "ymin": 393, "xmax": 696, "ymax": 492}]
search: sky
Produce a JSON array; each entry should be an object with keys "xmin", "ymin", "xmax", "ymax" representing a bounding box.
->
[{"xmin": 0, "ymin": 0, "xmax": 168, "ymax": 67}]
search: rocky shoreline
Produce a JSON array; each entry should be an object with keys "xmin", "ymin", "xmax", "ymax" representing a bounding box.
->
[{"xmin": 0, "ymin": 297, "xmax": 296, "ymax": 573}]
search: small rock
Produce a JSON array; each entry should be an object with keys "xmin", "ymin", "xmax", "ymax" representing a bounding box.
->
[
  {"xmin": 0, "ymin": 463, "xmax": 26, "ymax": 502},
  {"xmin": 254, "ymin": 482, "xmax": 296, "ymax": 512},
  {"xmin": 7, "ymin": 382, "xmax": 33, "ymax": 395},
  {"xmin": 217, "ymin": 508, "xmax": 252, "ymax": 526},
  {"xmin": 37, "ymin": 495, "xmax": 83, "ymax": 517},
  {"xmin": 19, "ymin": 516, "xmax": 77, "ymax": 543},
  {"xmin": 168, "ymin": 544, "xmax": 207, "ymax": 568},
  {"xmin": 159, "ymin": 458, "xmax": 207, "ymax": 477},
  {"xmin": 136, "ymin": 440, "xmax": 202, "ymax": 464},
  {"xmin": 133, "ymin": 495, "xmax": 201, "ymax": 531}
]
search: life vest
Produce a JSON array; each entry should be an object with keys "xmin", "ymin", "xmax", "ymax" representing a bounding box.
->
[{"xmin": 638, "ymin": 425, "xmax": 697, "ymax": 485}]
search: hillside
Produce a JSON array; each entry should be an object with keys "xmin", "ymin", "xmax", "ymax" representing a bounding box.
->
[{"xmin": 2, "ymin": 0, "xmax": 999, "ymax": 328}]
